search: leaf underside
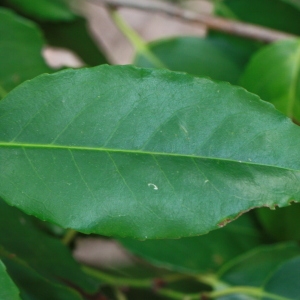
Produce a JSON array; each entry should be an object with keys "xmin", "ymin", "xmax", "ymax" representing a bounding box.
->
[{"xmin": 1, "ymin": 65, "xmax": 300, "ymax": 239}]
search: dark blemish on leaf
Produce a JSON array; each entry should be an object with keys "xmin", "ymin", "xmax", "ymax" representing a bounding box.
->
[
  {"xmin": 218, "ymin": 218, "xmax": 232, "ymax": 228},
  {"xmin": 218, "ymin": 207, "xmax": 258, "ymax": 228}
]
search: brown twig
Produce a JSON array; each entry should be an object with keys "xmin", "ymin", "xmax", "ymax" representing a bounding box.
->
[{"xmin": 88, "ymin": 0, "xmax": 296, "ymax": 43}]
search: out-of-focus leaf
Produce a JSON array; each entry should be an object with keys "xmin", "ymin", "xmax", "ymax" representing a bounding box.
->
[
  {"xmin": 212, "ymin": 0, "xmax": 300, "ymax": 79},
  {"xmin": 0, "ymin": 8, "xmax": 51, "ymax": 97},
  {"xmin": 3, "ymin": 66, "xmax": 300, "ymax": 238},
  {"xmin": 241, "ymin": 39, "xmax": 300, "ymax": 122},
  {"xmin": 135, "ymin": 36, "xmax": 249, "ymax": 84},
  {"xmin": 263, "ymin": 256, "xmax": 300, "ymax": 299},
  {"xmin": 256, "ymin": 203, "xmax": 300, "ymax": 241},
  {"xmin": 278, "ymin": 0, "xmax": 300, "ymax": 12},
  {"xmin": 218, "ymin": 243, "xmax": 300, "ymax": 286},
  {"xmin": 0, "ymin": 199, "xmax": 99, "ymax": 294},
  {"xmin": 0, "ymin": 260, "xmax": 20, "ymax": 300},
  {"xmin": 0, "ymin": 247, "xmax": 83, "ymax": 300},
  {"xmin": 214, "ymin": 0, "xmax": 300, "ymax": 35},
  {"xmin": 216, "ymin": 243, "xmax": 300, "ymax": 299},
  {"xmin": 0, "ymin": 0, "xmax": 75, "ymax": 21},
  {"xmin": 40, "ymin": 17, "xmax": 108, "ymax": 66},
  {"xmin": 119, "ymin": 214, "xmax": 264, "ymax": 273}
]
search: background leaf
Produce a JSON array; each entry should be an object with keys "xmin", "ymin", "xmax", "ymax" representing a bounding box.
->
[
  {"xmin": 211, "ymin": 0, "xmax": 300, "ymax": 84},
  {"xmin": 0, "ymin": 259, "xmax": 20, "ymax": 300},
  {"xmin": 0, "ymin": 8, "xmax": 51, "ymax": 98},
  {"xmin": 216, "ymin": 243, "xmax": 300, "ymax": 299},
  {"xmin": 0, "ymin": 198, "xmax": 99, "ymax": 294},
  {"xmin": 214, "ymin": 0, "xmax": 300, "ymax": 35},
  {"xmin": 134, "ymin": 36, "xmax": 248, "ymax": 84},
  {"xmin": 218, "ymin": 243, "xmax": 300, "ymax": 286},
  {"xmin": 3, "ymin": 66, "xmax": 300, "ymax": 238},
  {"xmin": 256, "ymin": 203, "xmax": 300, "ymax": 241},
  {"xmin": 0, "ymin": 247, "xmax": 84, "ymax": 300},
  {"xmin": 119, "ymin": 214, "xmax": 264, "ymax": 273},
  {"xmin": 277, "ymin": 0, "xmax": 300, "ymax": 12},
  {"xmin": 263, "ymin": 256, "xmax": 300, "ymax": 299},
  {"xmin": 0, "ymin": 0, "xmax": 75, "ymax": 21},
  {"xmin": 40, "ymin": 17, "xmax": 108, "ymax": 67},
  {"xmin": 241, "ymin": 38, "xmax": 300, "ymax": 122}
]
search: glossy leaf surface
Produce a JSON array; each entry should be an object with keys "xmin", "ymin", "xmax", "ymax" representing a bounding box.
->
[
  {"xmin": 0, "ymin": 260, "xmax": 20, "ymax": 300},
  {"xmin": 0, "ymin": 199, "xmax": 99, "ymax": 293},
  {"xmin": 2, "ymin": 0, "xmax": 75, "ymax": 21},
  {"xmin": 241, "ymin": 39, "xmax": 300, "ymax": 121},
  {"xmin": 119, "ymin": 214, "xmax": 263, "ymax": 273},
  {"xmin": 3, "ymin": 65, "xmax": 300, "ymax": 238},
  {"xmin": 0, "ymin": 8, "xmax": 51, "ymax": 97},
  {"xmin": 134, "ymin": 36, "xmax": 244, "ymax": 84}
]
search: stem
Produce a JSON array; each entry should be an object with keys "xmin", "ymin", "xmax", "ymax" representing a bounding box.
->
[
  {"xmin": 197, "ymin": 274, "xmax": 220, "ymax": 288},
  {"xmin": 61, "ymin": 229, "xmax": 77, "ymax": 245},
  {"xmin": 107, "ymin": 6, "xmax": 166, "ymax": 68},
  {"xmin": 89, "ymin": 0, "xmax": 296, "ymax": 43},
  {"xmin": 209, "ymin": 286, "xmax": 290, "ymax": 300},
  {"xmin": 83, "ymin": 266, "xmax": 201, "ymax": 299},
  {"xmin": 83, "ymin": 266, "xmax": 153, "ymax": 287},
  {"xmin": 114, "ymin": 288, "xmax": 128, "ymax": 300},
  {"xmin": 157, "ymin": 289, "xmax": 200, "ymax": 300},
  {"xmin": 83, "ymin": 267, "xmax": 290, "ymax": 300},
  {"xmin": 83, "ymin": 266, "xmax": 188, "ymax": 287}
]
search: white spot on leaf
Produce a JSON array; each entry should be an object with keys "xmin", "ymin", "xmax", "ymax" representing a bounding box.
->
[
  {"xmin": 148, "ymin": 183, "xmax": 158, "ymax": 190},
  {"xmin": 180, "ymin": 124, "xmax": 188, "ymax": 134}
]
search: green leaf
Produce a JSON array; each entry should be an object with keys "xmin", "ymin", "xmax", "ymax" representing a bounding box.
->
[
  {"xmin": 216, "ymin": 243, "xmax": 300, "ymax": 299},
  {"xmin": 119, "ymin": 214, "xmax": 264, "ymax": 273},
  {"xmin": 0, "ymin": 260, "xmax": 20, "ymax": 300},
  {"xmin": 134, "ymin": 36, "xmax": 246, "ymax": 84},
  {"xmin": 263, "ymin": 256, "xmax": 300, "ymax": 299},
  {"xmin": 279, "ymin": 0, "xmax": 300, "ymax": 11},
  {"xmin": 218, "ymin": 243, "xmax": 300, "ymax": 286},
  {"xmin": 241, "ymin": 39, "xmax": 300, "ymax": 121},
  {"xmin": 0, "ymin": 198, "xmax": 99, "ymax": 294},
  {"xmin": 1, "ymin": 0, "xmax": 75, "ymax": 21},
  {"xmin": 214, "ymin": 0, "xmax": 300, "ymax": 35},
  {"xmin": 256, "ymin": 203, "xmax": 300, "ymax": 241},
  {"xmin": 40, "ymin": 17, "xmax": 108, "ymax": 67},
  {"xmin": 0, "ymin": 8, "xmax": 51, "ymax": 97},
  {"xmin": 3, "ymin": 65, "xmax": 300, "ymax": 239},
  {"xmin": 0, "ymin": 247, "xmax": 83, "ymax": 300}
]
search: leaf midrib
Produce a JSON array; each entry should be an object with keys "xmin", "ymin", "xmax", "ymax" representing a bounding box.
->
[{"xmin": 0, "ymin": 142, "xmax": 299, "ymax": 173}]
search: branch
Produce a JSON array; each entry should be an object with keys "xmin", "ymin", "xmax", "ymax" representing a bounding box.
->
[{"xmin": 88, "ymin": 0, "xmax": 296, "ymax": 43}]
